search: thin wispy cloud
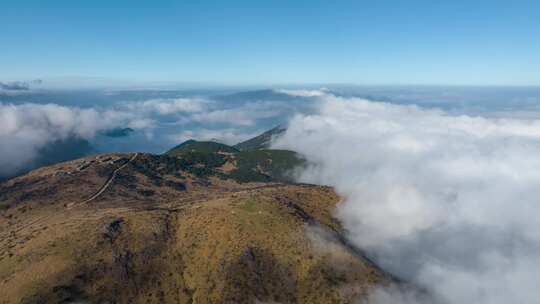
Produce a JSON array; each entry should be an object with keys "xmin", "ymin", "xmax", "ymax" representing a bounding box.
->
[
  {"xmin": 126, "ymin": 97, "xmax": 207, "ymax": 115},
  {"xmin": 276, "ymin": 89, "xmax": 328, "ymax": 97}
]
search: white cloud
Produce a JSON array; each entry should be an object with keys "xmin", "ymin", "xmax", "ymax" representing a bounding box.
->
[
  {"xmin": 190, "ymin": 109, "xmax": 258, "ymax": 126},
  {"xmin": 127, "ymin": 118, "xmax": 156, "ymax": 129},
  {"xmin": 277, "ymin": 88, "xmax": 329, "ymax": 97},
  {"xmin": 0, "ymin": 93, "xmax": 302, "ymax": 178},
  {"xmin": 189, "ymin": 101, "xmax": 283, "ymax": 126},
  {"xmin": 190, "ymin": 109, "xmax": 275, "ymax": 126},
  {"xmin": 273, "ymin": 94, "xmax": 540, "ymax": 303},
  {"xmin": 128, "ymin": 97, "xmax": 206, "ymax": 115},
  {"xmin": 123, "ymin": 97, "xmax": 289, "ymax": 127},
  {"xmin": 170, "ymin": 128, "xmax": 260, "ymax": 145},
  {"xmin": 0, "ymin": 103, "xmax": 133, "ymax": 177}
]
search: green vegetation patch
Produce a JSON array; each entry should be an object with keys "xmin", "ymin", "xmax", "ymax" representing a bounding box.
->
[
  {"xmin": 229, "ymin": 149, "xmax": 304, "ymax": 183},
  {"xmin": 233, "ymin": 126, "xmax": 285, "ymax": 151},
  {"xmin": 162, "ymin": 134, "xmax": 304, "ymax": 182},
  {"xmin": 166, "ymin": 140, "xmax": 239, "ymax": 156}
]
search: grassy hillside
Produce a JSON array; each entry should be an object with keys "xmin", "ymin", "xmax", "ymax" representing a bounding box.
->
[
  {"xmin": 0, "ymin": 129, "xmax": 395, "ymax": 303},
  {"xmin": 164, "ymin": 137, "xmax": 303, "ymax": 183},
  {"xmin": 167, "ymin": 140, "xmax": 239, "ymax": 156},
  {"xmin": 0, "ymin": 152, "xmax": 391, "ymax": 303},
  {"xmin": 229, "ymin": 149, "xmax": 304, "ymax": 182},
  {"xmin": 233, "ymin": 126, "xmax": 285, "ymax": 150}
]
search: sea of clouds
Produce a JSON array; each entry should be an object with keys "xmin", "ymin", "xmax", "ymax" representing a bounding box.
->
[
  {"xmin": 0, "ymin": 89, "xmax": 310, "ymax": 178},
  {"xmin": 0, "ymin": 103, "xmax": 132, "ymax": 177},
  {"xmin": 2, "ymin": 86, "xmax": 540, "ymax": 303},
  {"xmin": 273, "ymin": 92, "xmax": 540, "ymax": 303}
]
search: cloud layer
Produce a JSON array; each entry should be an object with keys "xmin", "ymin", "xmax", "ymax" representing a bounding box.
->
[
  {"xmin": 0, "ymin": 89, "xmax": 313, "ymax": 178},
  {"xmin": 0, "ymin": 103, "xmax": 132, "ymax": 177},
  {"xmin": 169, "ymin": 128, "xmax": 260, "ymax": 145},
  {"xmin": 274, "ymin": 93, "xmax": 540, "ymax": 303}
]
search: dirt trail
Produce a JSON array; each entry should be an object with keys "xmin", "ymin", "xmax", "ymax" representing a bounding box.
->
[
  {"xmin": 1, "ymin": 153, "xmax": 140, "ymax": 243},
  {"xmin": 79, "ymin": 153, "xmax": 139, "ymax": 205}
]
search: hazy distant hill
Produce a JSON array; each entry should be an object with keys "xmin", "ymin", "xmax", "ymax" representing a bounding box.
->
[
  {"xmin": 0, "ymin": 127, "xmax": 138, "ymax": 182},
  {"xmin": 0, "ymin": 136, "xmax": 94, "ymax": 182},
  {"xmin": 35, "ymin": 137, "xmax": 95, "ymax": 168},
  {"xmin": 101, "ymin": 127, "xmax": 134, "ymax": 138}
]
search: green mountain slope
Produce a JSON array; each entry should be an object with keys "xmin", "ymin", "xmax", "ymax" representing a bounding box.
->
[
  {"xmin": 233, "ymin": 126, "xmax": 286, "ymax": 150},
  {"xmin": 164, "ymin": 131, "xmax": 303, "ymax": 183},
  {"xmin": 167, "ymin": 140, "xmax": 239, "ymax": 156},
  {"xmin": 229, "ymin": 149, "xmax": 304, "ymax": 182}
]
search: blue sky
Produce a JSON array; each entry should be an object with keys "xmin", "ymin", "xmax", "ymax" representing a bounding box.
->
[{"xmin": 1, "ymin": 0, "xmax": 539, "ymax": 85}]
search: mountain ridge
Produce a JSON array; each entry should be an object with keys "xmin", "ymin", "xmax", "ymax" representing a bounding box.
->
[
  {"xmin": 233, "ymin": 126, "xmax": 286, "ymax": 151},
  {"xmin": 164, "ymin": 129, "xmax": 302, "ymax": 184},
  {"xmin": 0, "ymin": 129, "xmax": 394, "ymax": 303}
]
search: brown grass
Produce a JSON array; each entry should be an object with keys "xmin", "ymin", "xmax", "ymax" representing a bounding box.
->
[{"xmin": 0, "ymin": 153, "xmax": 389, "ymax": 304}]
